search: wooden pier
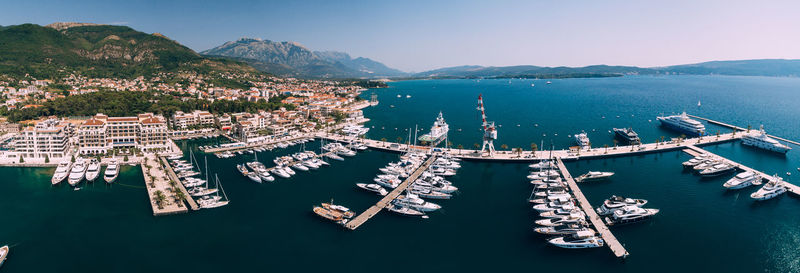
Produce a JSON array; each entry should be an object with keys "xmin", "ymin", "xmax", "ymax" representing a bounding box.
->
[
  {"xmin": 688, "ymin": 114, "xmax": 800, "ymax": 146},
  {"xmin": 555, "ymin": 157, "xmax": 629, "ymax": 258},
  {"xmin": 345, "ymin": 156, "xmax": 437, "ymax": 230},
  {"xmin": 682, "ymin": 145, "xmax": 800, "ymax": 195}
]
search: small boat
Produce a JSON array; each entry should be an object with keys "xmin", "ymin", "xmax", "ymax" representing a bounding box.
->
[
  {"xmin": 356, "ymin": 183, "xmax": 388, "ymax": 196},
  {"xmin": 575, "ymin": 171, "xmax": 614, "ymax": 182},
  {"xmin": 291, "ymin": 163, "xmax": 310, "ymax": 172},
  {"xmin": 547, "ymin": 231, "xmax": 604, "ymax": 249},
  {"xmin": 325, "ymin": 153, "xmax": 344, "ymax": 161},
  {"xmin": 51, "ymin": 160, "xmax": 72, "ymax": 185},
  {"xmin": 723, "ymin": 171, "xmax": 762, "ymax": 189},
  {"xmin": 103, "ymin": 159, "xmax": 119, "ymax": 183},
  {"xmin": 387, "ymin": 204, "xmax": 428, "ymax": 218},
  {"xmin": 85, "ymin": 159, "xmax": 101, "ymax": 182},
  {"xmin": 0, "ymin": 245, "xmax": 8, "ymax": 268},
  {"xmin": 596, "ymin": 195, "xmax": 647, "ymax": 216},
  {"xmin": 167, "ymin": 155, "xmax": 183, "ymax": 160},
  {"xmin": 604, "ymin": 205, "xmax": 659, "ymax": 226},
  {"xmin": 751, "ymin": 176, "xmax": 787, "ymax": 201}
]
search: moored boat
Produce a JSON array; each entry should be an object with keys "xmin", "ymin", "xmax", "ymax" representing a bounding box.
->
[
  {"xmin": 723, "ymin": 171, "xmax": 762, "ymax": 189},
  {"xmin": 103, "ymin": 159, "xmax": 119, "ymax": 183},
  {"xmin": 51, "ymin": 160, "xmax": 72, "ymax": 185},
  {"xmin": 356, "ymin": 183, "xmax": 388, "ymax": 196},
  {"xmin": 547, "ymin": 231, "xmax": 604, "ymax": 249}
]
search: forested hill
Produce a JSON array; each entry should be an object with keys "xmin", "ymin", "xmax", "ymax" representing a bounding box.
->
[{"xmin": 0, "ymin": 23, "xmax": 262, "ymax": 80}]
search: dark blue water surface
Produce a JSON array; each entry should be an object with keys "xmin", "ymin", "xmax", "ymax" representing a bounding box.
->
[{"xmin": 2, "ymin": 76, "xmax": 799, "ymax": 272}]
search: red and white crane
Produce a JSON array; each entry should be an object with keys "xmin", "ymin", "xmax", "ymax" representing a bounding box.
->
[{"xmin": 477, "ymin": 94, "xmax": 497, "ymax": 155}]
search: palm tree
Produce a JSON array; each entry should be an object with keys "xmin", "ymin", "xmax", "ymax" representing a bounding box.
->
[
  {"xmin": 174, "ymin": 190, "xmax": 186, "ymax": 208},
  {"xmin": 612, "ymin": 139, "xmax": 619, "ymax": 150},
  {"xmin": 456, "ymin": 144, "xmax": 464, "ymax": 154},
  {"xmin": 679, "ymin": 134, "xmax": 686, "ymax": 145},
  {"xmin": 604, "ymin": 144, "xmax": 609, "ymax": 154},
  {"xmin": 515, "ymin": 148, "xmax": 522, "ymax": 157},
  {"xmin": 473, "ymin": 143, "xmax": 480, "ymax": 150},
  {"xmin": 396, "ymin": 136, "xmax": 403, "ymax": 144},
  {"xmin": 530, "ymin": 143, "xmax": 538, "ymax": 158},
  {"xmin": 154, "ymin": 190, "xmax": 166, "ymax": 209},
  {"xmin": 716, "ymin": 130, "xmax": 720, "ymax": 140},
  {"xmin": 500, "ymin": 144, "xmax": 508, "ymax": 152},
  {"xmin": 747, "ymin": 124, "xmax": 751, "ymax": 133}
]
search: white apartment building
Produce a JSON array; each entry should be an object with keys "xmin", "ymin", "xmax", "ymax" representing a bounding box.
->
[
  {"xmin": 11, "ymin": 119, "xmax": 73, "ymax": 159},
  {"xmin": 172, "ymin": 110, "xmax": 216, "ymax": 130}
]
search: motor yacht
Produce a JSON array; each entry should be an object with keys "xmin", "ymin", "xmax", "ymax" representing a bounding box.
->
[
  {"xmin": 392, "ymin": 193, "xmax": 441, "ymax": 212},
  {"xmin": 387, "ymin": 204, "xmax": 428, "ymax": 218},
  {"xmin": 750, "ymin": 176, "xmax": 787, "ymax": 201},
  {"xmin": 313, "ymin": 206, "xmax": 348, "ymax": 224},
  {"xmin": 540, "ymin": 209, "xmax": 585, "ymax": 219},
  {"xmin": 0, "ymin": 245, "xmax": 8, "ymax": 268},
  {"xmin": 103, "ymin": 159, "xmax": 119, "ymax": 183},
  {"xmin": 271, "ymin": 168, "xmax": 291, "ymax": 178},
  {"xmin": 604, "ymin": 205, "xmax": 659, "ymax": 225},
  {"xmin": 535, "ymin": 215, "xmax": 585, "ymax": 227},
  {"xmin": 291, "ymin": 163, "xmax": 310, "ymax": 172},
  {"xmin": 534, "ymin": 224, "xmax": 595, "ymax": 236},
  {"xmin": 409, "ymin": 185, "xmax": 452, "ymax": 199},
  {"xmin": 374, "ymin": 176, "xmax": 401, "ymax": 188},
  {"xmin": 575, "ymin": 171, "xmax": 614, "ymax": 182},
  {"xmin": 723, "ymin": 171, "xmax": 761, "ymax": 189},
  {"xmin": 742, "ymin": 125, "xmax": 791, "ymax": 153},
  {"xmin": 534, "ymin": 189, "xmax": 568, "ymax": 198},
  {"xmin": 547, "ymin": 231, "xmax": 605, "ymax": 249},
  {"xmin": 84, "ymin": 159, "xmax": 101, "ymax": 182},
  {"xmin": 574, "ymin": 131, "xmax": 590, "ymax": 149},
  {"xmin": 325, "ymin": 153, "xmax": 344, "ymax": 161},
  {"xmin": 533, "ymin": 202, "xmax": 576, "ymax": 213},
  {"xmin": 699, "ymin": 163, "xmax": 735, "ymax": 177},
  {"xmin": 656, "ymin": 112, "xmax": 706, "ymax": 136},
  {"xmin": 596, "ymin": 195, "xmax": 648, "ymax": 215},
  {"xmin": 51, "ymin": 160, "xmax": 72, "ymax": 185},
  {"xmin": 356, "ymin": 183, "xmax": 388, "ymax": 196},
  {"xmin": 68, "ymin": 159, "xmax": 88, "ymax": 186},
  {"xmin": 529, "ymin": 160, "xmax": 555, "ymax": 170},
  {"xmin": 613, "ymin": 127, "xmax": 641, "ymax": 145}
]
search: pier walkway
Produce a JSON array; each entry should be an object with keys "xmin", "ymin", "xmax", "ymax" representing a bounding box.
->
[
  {"xmin": 688, "ymin": 115, "xmax": 800, "ymax": 146},
  {"xmin": 555, "ymin": 157, "xmax": 629, "ymax": 258},
  {"xmin": 143, "ymin": 154, "xmax": 188, "ymax": 216},
  {"xmin": 160, "ymin": 156, "xmax": 199, "ymax": 211},
  {"xmin": 682, "ymin": 145, "xmax": 800, "ymax": 195},
  {"xmin": 318, "ymin": 132, "xmax": 742, "ymax": 162},
  {"xmin": 345, "ymin": 156, "xmax": 437, "ymax": 230}
]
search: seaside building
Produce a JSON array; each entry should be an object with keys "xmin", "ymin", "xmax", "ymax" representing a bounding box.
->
[
  {"xmin": 171, "ymin": 110, "xmax": 216, "ymax": 130},
  {"xmin": 10, "ymin": 118, "xmax": 73, "ymax": 159},
  {"xmin": 76, "ymin": 113, "xmax": 170, "ymax": 155}
]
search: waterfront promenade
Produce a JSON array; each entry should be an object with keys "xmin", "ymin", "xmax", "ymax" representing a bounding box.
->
[{"xmin": 142, "ymin": 154, "xmax": 188, "ymax": 216}]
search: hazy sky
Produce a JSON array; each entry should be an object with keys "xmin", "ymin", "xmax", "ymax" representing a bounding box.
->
[{"xmin": 2, "ymin": 0, "xmax": 799, "ymax": 72}]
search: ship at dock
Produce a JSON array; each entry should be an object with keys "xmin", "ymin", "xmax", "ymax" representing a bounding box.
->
[{"xmin": 418, "ymin": 112, "xmax": 449, "ymax": 145}]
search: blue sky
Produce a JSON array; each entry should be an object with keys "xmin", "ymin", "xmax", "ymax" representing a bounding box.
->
[{"xmin": 2, "ymin": 0, "xmax": 799, "ymax": 72}]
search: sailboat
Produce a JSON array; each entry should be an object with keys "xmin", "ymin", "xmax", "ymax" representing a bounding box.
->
[
  {"xmin": 697, "ymin": 100, "xmax": 701, "ymax": 107},
  {"xmin": 198, "ymin": 174, "xmax": 229, "ymax": 208}
]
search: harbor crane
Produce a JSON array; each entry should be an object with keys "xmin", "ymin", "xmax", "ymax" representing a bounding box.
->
[{"xmin": 477, "ymin": 94, "xmax": 497, "ymax": 156}]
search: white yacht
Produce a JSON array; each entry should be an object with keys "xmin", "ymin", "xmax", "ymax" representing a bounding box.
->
[
  {"xmin": 604, "ymin": 205, "xmax": 659, "ymax": 226},
  {"xmin": 535, "ymin": 215, "xmax": 585, "ymax": 227},
  {"xmin": 547, "ymin": 231, "xmax": 605, "ymax": 249},
  {"xmin": 723, "ymin": 171, "xmax": 762, "ymax": 189},
  {"xmin": 699, "ymin": 163, "xmax": 735, "ymax": 177},
  {"xmin": 0, "ymin": 245, "xmax": 7, "ymax": 268},
  {"xmin": 84, "ymin": 159, "xmax": 101, "ymax": 182},
  {"xmin": 596, "ymin": 195, "xmax": 648, "ymax": 216},
  {"xmin": 103, "ymin": 159, "xmax": 119, "ymax": 183},
  {"xmin": 418, "ymin": 111, "xmax": 449, "ymax": 143},
  {"xmin": 534, "ymin": 224, "xmax": 595, "ymax": 236},
  {"xmin": 356, "ymin": 183, "xmax": 388, "ymax": 196},
  {"xmin": 387, "ymin": 204, "xmax": 428, "ymax": 218},
  {"xmin": 656, "ymin": 112, "xmax": 706, "ymax": 136},
  {"xmin": 742, "ymin": 126, "xmax": 791, "ymax": 154},
  {"xmin": 51, "ymin": 160, "xmax": 72, "ymax": 185},
  {"xmin": 392, "ymin": 193, "xmax": 441, "ymax": 212},
  {"xmin": 529, "ymin": 160, "xmax": 555, "ymax": 170},
  {"xmin": 575, "ymin": 171, "xmax": 614, "ymax": 182},
  {"xmin": 68, "ymin": 159, "xmax": 88, "ymax": 186},
  {"xmin": 574, "ymin": 131, "xmax": 590, "ymax": 149},
  {"xmin": 750, "ymin": 176, "xmax": 787, "ymax": 201}
]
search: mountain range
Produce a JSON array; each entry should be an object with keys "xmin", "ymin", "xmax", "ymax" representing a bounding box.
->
[
  {"xmin": 2, "ymin": 22, "xmax": 799, "ymax": 81},
  {"xmin": 201, "ymin": 38, "xmax": 404, "ymax": 78}
]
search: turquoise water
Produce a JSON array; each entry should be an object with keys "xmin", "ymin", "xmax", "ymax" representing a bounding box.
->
[{"xmin": 2, "ymin": 76, "xmax": 800, "ymax": 272}]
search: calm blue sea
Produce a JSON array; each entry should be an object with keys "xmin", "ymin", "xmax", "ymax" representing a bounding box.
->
[{"xmin": 1, "ymin": 75, "xmax": 799, "ymax": 272}]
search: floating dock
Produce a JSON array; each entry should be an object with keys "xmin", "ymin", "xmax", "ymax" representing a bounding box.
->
[
  {"xmin": 555, "ymin": 157, "xmax": 629, "ymax": 258},
  {"xmin": 345, "ymin": 156, "xmax": 437, "ymax": 230},
  {"xmin": 682, "ymin": 145, "xmax": 800, "ymax": 195}
]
